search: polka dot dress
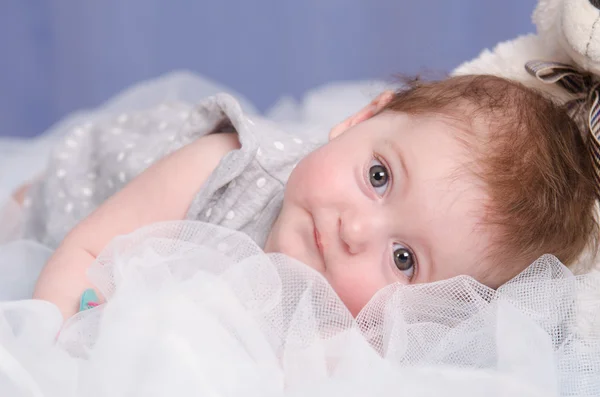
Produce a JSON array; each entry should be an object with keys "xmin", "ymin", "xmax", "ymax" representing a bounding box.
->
[
  {"xmin": 185, "ymin": 96, "xmax": 323, "ymax": 248},
  {"xmin": 21, "ymin": 94, "xmax": 323, "ymax": 249}
]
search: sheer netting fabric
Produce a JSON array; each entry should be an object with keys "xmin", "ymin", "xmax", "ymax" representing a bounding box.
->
[
  {"xmin": 0, "ymin": 221, "xmax": 598, "ymax": 397},
  {"xmin": 1, "ymin": 72, "xmax": 599, "ymax": 396}
]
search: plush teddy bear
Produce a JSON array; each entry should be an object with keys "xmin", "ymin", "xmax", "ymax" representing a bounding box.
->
[{"xmin": 453, "ymin": 0, "xmax": 600, "ymax": 104}]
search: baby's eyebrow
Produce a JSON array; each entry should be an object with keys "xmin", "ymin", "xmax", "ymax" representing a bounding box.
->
[
  {"xmin": 417, "ymin": 238, "xmax": 435, "ymax": 283},
  {"xmin": 384, "ymin": 138, "xmax": 410, "ymax": 189}
]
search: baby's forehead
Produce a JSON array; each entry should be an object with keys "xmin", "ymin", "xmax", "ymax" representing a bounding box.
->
[
  {"xmin": 375, "ymin": 112, "xmax": 499, "ymax": 277},
  {"xmin": 372, "ymin": 110, "xmax": 485, "ymax": 155},
  {"xmin": 377, "ymin": 109, "xmax": 480, "ymax": 133},
  {"xmin": 411, "ymin": 165, "xmax": 499, "ymax": 285}
]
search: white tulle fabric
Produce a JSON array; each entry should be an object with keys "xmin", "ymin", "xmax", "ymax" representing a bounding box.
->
[
  {"xmin": 0, "ymin": 72, "xmax": 599, "ymax": 396},
  {"xmin": 1, "ymin": 221, "xmax": 599, "ymax": 397}
]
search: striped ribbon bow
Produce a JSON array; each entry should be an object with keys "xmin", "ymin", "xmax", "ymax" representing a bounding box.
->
[{"xmin": 525, "ymin": 60, "xmax": 600, "ymax": 198}]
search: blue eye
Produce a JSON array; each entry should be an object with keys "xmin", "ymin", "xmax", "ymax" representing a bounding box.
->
[
  {"xmin": 393, "ymin": 243, "xmax": 416, "ymax": 279},
  {"xmin": 369, "ymin": 159, "xmax": 389, "ymax": 196}
]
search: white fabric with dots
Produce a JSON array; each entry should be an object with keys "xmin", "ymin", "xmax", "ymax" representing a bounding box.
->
[{"xmin": 20, "ymin": 94, "xmax": 320, "ymax": 249}]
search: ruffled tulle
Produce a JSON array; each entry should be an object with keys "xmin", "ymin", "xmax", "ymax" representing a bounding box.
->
[
  {"xmin": 1, "ymin": 221, "xmax": 599, "ymax": 397},
  {"xmin": 1, "ymin": 72, "xmax": 599, "ymax": 396}
]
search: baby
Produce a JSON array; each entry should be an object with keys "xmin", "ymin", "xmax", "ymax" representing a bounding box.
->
[{"xmin": 16, "ymin": 74, "xmax": 599, "ymax": 319}]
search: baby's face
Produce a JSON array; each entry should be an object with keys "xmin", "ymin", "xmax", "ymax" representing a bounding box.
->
[{"xmin": 265, "ymin": 109, "xmax": 496, "ymax": 316}]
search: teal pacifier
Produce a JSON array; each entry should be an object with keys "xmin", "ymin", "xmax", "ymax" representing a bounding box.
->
[{"xmin": 79, "ymin": 289, "xmax": 100, "ymax": 312}]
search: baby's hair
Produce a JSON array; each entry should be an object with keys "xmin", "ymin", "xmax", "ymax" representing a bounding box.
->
[{"xmin": 382, "ymin": 74, "xmax": 599, "ymax": 281}]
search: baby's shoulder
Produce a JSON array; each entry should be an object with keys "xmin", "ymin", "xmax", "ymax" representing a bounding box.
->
[{"xmin": 242, "ymin": 116, "xmax": 321, "ymax": 182}]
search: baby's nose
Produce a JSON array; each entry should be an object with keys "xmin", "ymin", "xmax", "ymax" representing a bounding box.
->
[{"xmin": 339, "ymin": 210, "xmax": 384, "ymax": 255}]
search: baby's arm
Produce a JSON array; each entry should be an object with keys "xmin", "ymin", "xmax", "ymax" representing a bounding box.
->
[{"xmin": 33, "ymin": 132, "xmax": 240, "ymax": 320}]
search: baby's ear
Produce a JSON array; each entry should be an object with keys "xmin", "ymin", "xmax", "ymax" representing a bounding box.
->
[{"xmin": 328, "ymin": 91, "xmax": 395, "ymax": 141}]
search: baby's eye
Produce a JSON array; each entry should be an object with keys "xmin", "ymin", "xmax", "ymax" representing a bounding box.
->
[
  {"xmin": 369, "ymin": 159, "xmax": 389, "ymax": 196},
  {"xmin": 393, "ymin": 243, "xmax": 416, "ymax": 279}
]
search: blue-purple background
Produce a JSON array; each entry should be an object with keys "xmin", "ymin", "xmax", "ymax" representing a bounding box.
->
[{"xmin": 0, "ymin": 0, "xmax": 536, "ymax": 137}]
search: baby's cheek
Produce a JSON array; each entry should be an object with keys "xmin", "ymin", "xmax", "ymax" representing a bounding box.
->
[
  {"xmin": 300, "ymin": 152, "xmax": 351, "ymax": 194},
  {"xmin": 286, "ymin": 158, "xmax": 326, "ymax": 199}
]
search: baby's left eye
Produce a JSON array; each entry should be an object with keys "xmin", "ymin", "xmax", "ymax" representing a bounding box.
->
[{"xmin": 369, "ymin": 159, "xmax": 390, "ymax": 196}]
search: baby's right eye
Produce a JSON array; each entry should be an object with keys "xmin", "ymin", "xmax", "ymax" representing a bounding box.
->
[{"xmin": 369, "ymin": 159, "xmax": 390, "ymax": 196}]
